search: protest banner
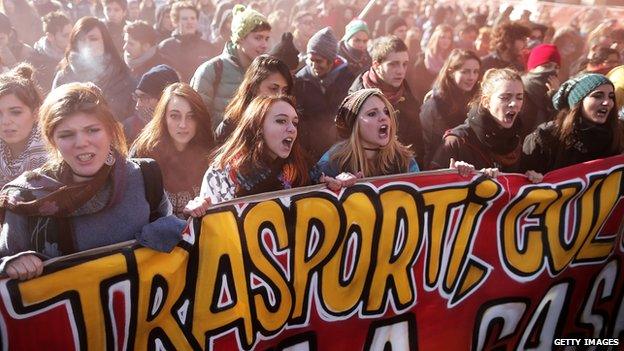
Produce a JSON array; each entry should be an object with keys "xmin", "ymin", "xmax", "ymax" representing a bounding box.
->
[{"xmin": 1, "ymin": 155, "xmax": 623, "ymax": 350}]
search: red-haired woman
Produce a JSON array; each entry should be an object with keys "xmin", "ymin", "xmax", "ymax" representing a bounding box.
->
[{"xmin": 185, "ymin": 95, "xmax": 309, "ymax": 217}]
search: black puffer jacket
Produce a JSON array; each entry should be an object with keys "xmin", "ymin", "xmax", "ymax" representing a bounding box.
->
[
  {"xmin": 521, "ymin": 119, "xmax": 623, "ymax": 174},
  {"xmin": 430, "ymin": 106, "xmax": 523, "ymax": 172},
  {"xmin": 419, "ymin": 88, "xmax": 473, "ymax": 168}
]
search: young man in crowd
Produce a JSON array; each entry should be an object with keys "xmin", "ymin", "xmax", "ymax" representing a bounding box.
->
[
  {"xmin": 27, "ymin": 11, "xmax": 71, "ymax": 93},
  {"xmin": 385, "ymin": 15, "xmax": 408, "ymax": 42},
  {"xmin": 293, "ymin": 27, "xmax": 355, "ymax": 161},
  {"xmin": 191, "ymin": 4, "xmax": 270, "ymax": 128},
  {"xmin": 480, "ymin": 21, "xmax": 531, "ymax": 72},
  {"xmin": 123, "ymin": 64, "xmax": 180, "ymax": 143},
  {"xmin": 455, "ymin": 22, "xmax": 478, "ymax": 51},
  {"xmin": 521, "ymin": 44, "xmax": 561, "ymax": 137},
  {"xmin": 349, "ymin": 35, "xmax": 423, "ymax": 164},
  {"xmin": 123, "ymin": 20, "xmax": 167, "ymax": 80},
  {"xmin": 159, "ymin": 1, "xmax": 215, "ymax": 82},
  {"xmin": 102, "ymin": 0, "xmax": 128, "ymax": 54}
]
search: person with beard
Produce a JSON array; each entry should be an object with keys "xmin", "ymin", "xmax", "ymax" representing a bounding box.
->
[
  {"xmin": 520, "ymin": 44, "xmax": 561, "ymax": 137},
  {"xmin": 52, "ymin": 17, "xmax": 135, "ymax": 122},
  {"xmin": 191, "ymin": 4, "xmax": 270, "ymax": 129},
  {"xmin": 123, "ymin": 20, "xmax": 167, "ymax": 80},
  {"xmin": 158, "ymin": 1, "xmax": 215, "ymax": 82},
  {"xmin": 350, "ymin": 35, "xmax": 423, "ymax": 163},
  {"xmin": 27, "ymin": 11, "xmax": 71, "ymax": 94},
  {"xmin": 420, "ymin": 49, "xmax": 481, "ymax": 169},
  {"xmin": 131, "ymin": 83, "xmax": 214, "ymax": 218},
  {"xmin": 183, "ymin": 95, "xmax": 309, "ymax": 217},
  {"xmin": 293, "ymin": 27, "xmax": 355, "ymax": 161},
  {"xmin": 123, "ymin": 64, "xmax": 179, "ymax": 143},
  {"xmin": 522, "ymin": 73, "xmax": 623, "ymax": 174},
  {"xmin": 338, "ymin": 19, "xmax": 372, "ymax": 76},
  {"xmin": 101, "ymin": 0, "xmax": 128, "ymax": 55},
  {"xmin": 312, "ymin": 89, "xmax": 418, "ymax": 190},
  {"xmin": 480, "ymin": 22, "xmax": 530, "ymax": 73},
  {"xmin": 430, "ymin": 68, "xmax": 543, "ymax": 183}
]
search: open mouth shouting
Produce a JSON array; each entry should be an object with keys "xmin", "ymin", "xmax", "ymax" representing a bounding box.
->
[
  {"xmin": 282, "ymin": 137, "xmax": 294, "ymax": 149},
  {"xmin": 378, "ymin": 124, "xmax": 390, "ymax": 140},
  {"xmin": 501, "ymin": 110, "xmax": 517, "ymax": 127},
  {"xmin": 595, "ymin": 106, "xmax": 610, "ymax": 121}
]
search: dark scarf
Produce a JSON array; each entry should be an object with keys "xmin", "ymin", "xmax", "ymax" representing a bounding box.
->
[
  {"xmin": 467, "ymin": 106, "xmax": 522, "ymax": 155},
  {"xmin": 338, "ymin": 40, "xmax": 371, "ymax": 74},
  {"xmin": 362, "ymin": 67, "xmax": 405, "ymax": 105},
  {"xmin": 0, "ymin": 152, "xmax": 126, "ymax": 255},
  {"xmin": 433, "ymin": 86, "xmax": 473, "ymax": 128},
  {"xmin": 572, "ymin": 117, "xmax": 614, "ymax": 156}
]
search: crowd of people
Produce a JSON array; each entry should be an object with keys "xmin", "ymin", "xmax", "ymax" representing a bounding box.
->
[{"xmin": 0, "ymin": 0, "xmax": 623, "ymax": 280}]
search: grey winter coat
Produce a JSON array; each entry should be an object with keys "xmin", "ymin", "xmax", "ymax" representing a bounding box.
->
[{"xmin": 190, "ymin": 41, "xmax": 246, "ymax": 130}]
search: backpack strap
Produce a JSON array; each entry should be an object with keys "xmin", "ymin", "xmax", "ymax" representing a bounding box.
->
[
  {"xmin": 213, "ymin": 57, "xmax": 223, "ymax": 95},
  {"xmin": 131, "ymin": 158, "xmax": 164, "ymax": 222}
]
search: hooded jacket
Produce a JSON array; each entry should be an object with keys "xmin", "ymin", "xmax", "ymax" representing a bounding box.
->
[{"xmin": 190, "ymin": 41, "xmax": 246, "ymax": 129}]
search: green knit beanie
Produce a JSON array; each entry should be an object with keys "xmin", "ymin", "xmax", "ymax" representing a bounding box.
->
[
  {"xmin": 230, "ymin": 4, "xmax": 268, "ymax": 44},
  {"xmin": 552, "ymin": 73, "xmax": 613, "ymax": 110},
  {"xmin": 342, "ymin": 19, "xmax": 369, "ymax": 42}
]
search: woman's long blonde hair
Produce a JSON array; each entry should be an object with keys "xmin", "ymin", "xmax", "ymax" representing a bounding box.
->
[{"xmin": 331, "ymin": 91, "xmax": 413, "ymax": 177}]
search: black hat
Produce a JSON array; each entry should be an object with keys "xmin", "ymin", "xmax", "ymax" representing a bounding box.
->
[
  {"xmin": 136, "ymin": 64, "xmax": 180, "ymax": 99},
  {"xmin": 268, "ymin": 32, "xmax": 300, "ymax": 71}
]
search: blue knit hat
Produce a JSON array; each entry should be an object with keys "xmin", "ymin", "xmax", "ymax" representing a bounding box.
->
[
  {"xmin": 343, "ymin": 20, "xmax": 369, "ymax": 42},
  {"xmin": 137, "ymin": 64, "xmax": 180, "ymax": 99},
  {"xmin": 552, "ymin": 73, "xmax": 613, "ymax": 110}
]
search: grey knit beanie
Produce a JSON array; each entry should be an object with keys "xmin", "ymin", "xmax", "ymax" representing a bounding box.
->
[
  {"xmin": 552, "ymin": 73, "xmax": 613, "ymax": 110},
  {"xmin": 307, "ymin": 27, "xmax": 338, "ymax": 61}
]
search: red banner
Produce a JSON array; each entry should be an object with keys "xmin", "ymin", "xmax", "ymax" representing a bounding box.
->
[{"xmin": 1, "ymin": 156, "xmax": 623, "ymax": 350}]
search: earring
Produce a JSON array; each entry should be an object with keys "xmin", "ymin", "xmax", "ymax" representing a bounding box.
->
[{"xmin": 104, "ymin": 147, "xmax": 115, "ymax": 166}]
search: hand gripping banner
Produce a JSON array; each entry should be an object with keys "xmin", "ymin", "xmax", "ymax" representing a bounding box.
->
[{"xmin": 1, "ymin": 156, "xmax": 623, "ymax": 350}]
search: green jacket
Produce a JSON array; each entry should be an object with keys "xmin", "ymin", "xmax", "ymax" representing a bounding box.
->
[{"xmin": 190, "ymin": 41, "xmax": 246, "ymax": 130}]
